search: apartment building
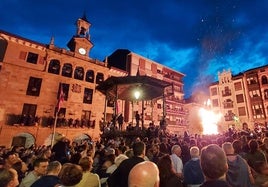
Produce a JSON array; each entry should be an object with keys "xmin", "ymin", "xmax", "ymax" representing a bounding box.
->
[
  {"xmin": 107, "ymin": 49, "xmax": 187, "ymax": 134},
  {"xmin": 209, "ymin": 65, "xmax": 268, "ymax": 132}
]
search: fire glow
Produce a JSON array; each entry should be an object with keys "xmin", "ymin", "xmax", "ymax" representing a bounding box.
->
[{"xmin": 199, "ymin": 108, "xmax": 222, "ymax": 135}]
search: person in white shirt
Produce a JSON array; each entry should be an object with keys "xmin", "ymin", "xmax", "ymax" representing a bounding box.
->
[{"xmin": 170, "ymin": 145, "xmax": 183, "ymax": 179}]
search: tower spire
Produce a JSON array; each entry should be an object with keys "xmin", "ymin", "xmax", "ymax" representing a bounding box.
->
[
  {"xmin": 49, "ymin": 36, "xmax": 54, "ymax": 46},
  {"xmin": 81, "ymin": 11, "xmax": 89, "ymax": 22}
]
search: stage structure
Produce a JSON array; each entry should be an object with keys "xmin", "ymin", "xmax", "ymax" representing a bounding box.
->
[{"xmin": 96, "ymin": 75, "xmax": 173, "ymax": 129}]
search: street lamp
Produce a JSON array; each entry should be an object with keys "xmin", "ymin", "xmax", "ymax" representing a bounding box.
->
[
  {"xmin": 134, "ymin": 90, "xmax": 141, "ymax": 100},
  {"xmin": 133, "ymin": 88, "xmax": 145, "ymax": 130}
]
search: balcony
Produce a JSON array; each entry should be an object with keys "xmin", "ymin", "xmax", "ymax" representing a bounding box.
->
[
  {"xmin": 166, "ymin": 108, "xmax": 188, "ymax": 115},
  {"xmin": 223, "ymin": 99, "xmax": 233, "ymax": 108},
  {"xmin": 224, "ymin": 115, "xmax": 234, "ymax": 121},
  {"xmin": 250, "ymin": 95, "xmax": 262, "ymax": 102},
  {"xmin": 248, "ymin": 83, "xmax": 260, "ymax": 90},
  {"xmin": 222, "ymin": 90, "xmax": 231, "ymax": 97},
  {"xmin": 166, "ymin": 97, "xmax": 185, "ymax": 104},
  {"xmin": 223, "ymin": 103, "xmax": 234, "ymax": 109},
  {"xmin": 163, "ymin": 74, "xmax": 182, "ymax": 83}
]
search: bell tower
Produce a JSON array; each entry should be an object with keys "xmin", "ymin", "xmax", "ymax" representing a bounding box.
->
[{"xmin": 67, "ymin": 14, "xmax": 93, "ymax": 57}]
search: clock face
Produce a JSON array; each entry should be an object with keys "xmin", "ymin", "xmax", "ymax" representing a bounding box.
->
[{"xmin": 78, "ymin": 48, "xmax": 86, "ymax": 55}]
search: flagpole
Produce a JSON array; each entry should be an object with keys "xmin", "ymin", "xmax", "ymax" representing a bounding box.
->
[{"xmin": 51, "ymin": 112, "xmax": 58, "ymax": 147}]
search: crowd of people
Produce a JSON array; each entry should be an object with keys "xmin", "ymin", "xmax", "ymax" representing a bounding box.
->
[{"xmin": 0, "ymin": 124, "xmax": 268, "ymax": 187}]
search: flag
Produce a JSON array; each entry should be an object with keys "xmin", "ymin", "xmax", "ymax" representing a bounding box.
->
[{"xmin": 57, "ymin": 83, "xmax": 64, "ymax": 113}]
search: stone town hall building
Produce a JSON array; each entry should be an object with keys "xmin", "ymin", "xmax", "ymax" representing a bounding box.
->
[{"xmin": 0, "ymin": 15, "xmax": 187, "ymax": 147}]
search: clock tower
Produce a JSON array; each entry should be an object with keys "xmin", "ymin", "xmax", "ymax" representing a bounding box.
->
[{"xmin": 67, "ymin": 14, "xmax": 93, "ymax": 57}]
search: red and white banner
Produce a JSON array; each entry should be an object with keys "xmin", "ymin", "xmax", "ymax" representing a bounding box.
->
[{"xmin": 57, "ymin": 83, "xmax": 64, "ymax": 113}]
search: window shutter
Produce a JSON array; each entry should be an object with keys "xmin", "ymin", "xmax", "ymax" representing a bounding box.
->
[
  {"xmin": 38, "ymin": 57, "xmax": 44, "ymax": 64},
  {"xmin": 19, "ymin": 51, "xmax": 27, "ymax": 60}
]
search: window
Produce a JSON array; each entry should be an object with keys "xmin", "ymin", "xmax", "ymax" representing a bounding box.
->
[
  {"xmin": 58, "ymin": 83, "xmax": 69, "ymax": 101},
  {"xmin": 236, "ymin": 94, "xmax": 244, "ymax": 103},
  {"xmin": 224, "ymin": 110, "xmax": 234, "ymax": 121},
  {"xmin": 211, "ymin": 87, "xmax": 217, "ymax": 96},
  {"xmin": 252, "ymin": 104, "xmax": 264, "ymax": 119},
  {"xmin": 222, "ymin": 86, "xmax": 231, "ymax": 96},
  {"xmin": 81, "ymin": 110, "xmax": 91, "ymax": 121},
  {"xmin": 107, "ymin": 98, "xmax": 114, "ymax": 107},
  {"xmin": 157, "ymin": 104, "xmax": 162, "ymax": 109},
  {"xmin": 81, "ymin": 110, "xmax": 92, "ymax": 128},
  {"xmin": 249, "ymin": 90, "xmax": 260, "ymax": 98},
  {"xmin": 55, "ymin": 83, "xmax": 69, "ymax": 115},
  {"xmin": 48, "ymin": 59, "xmax": 60, "ymax": 74},
  {"xmin": 238, "ymin": 107, "xmax": 246, "ymax": 116},
  {"xmin": 96, "ymin": 73, "xmax": 104, "ymax": 84},
  {"xmin": 55, "ymin": 108, "xmax": 66, "ymax": 117},
  {"xmin": 74, "ymin": 67, "xmax": 84, "ymax": 80},
  {"xmin": 62, "ymin": 63, "xmax": 73, "ymax": 78},
  {"xmin": 86, "ymin": 70, "xmax": 94, "ymax": 83},
  {"xmin": 166, "ymin": 105, "xmax": 170, "ymax": 110},
  {"xmin": 234, "ymin": 82, "xmax": 242, "ymax": 91},
  {"xmin": 262, "ymin": 76, "xmax": 268, "ymax": 85},
  {"xmin": 26, "ymin": 77, "xmax": 42, "ymax": 96},
  {"xmin": 21, "ymin": 103, "xmax": 37, "ymax": 126},
  {"xmin": 247, "ymin": 76, "xmax": 258, "ymax": 85},
  {"xmin": 223, "ymin": 99, "xmax": 233, "ymax": 108},
  {"xmin": 19, "ymin": 51, "xmax": 27, "ymax": 60},
  {"xmin": 212, "ymin": 99, "xmax": 219, "ymax": 107},
  {"xmin": 26, "ymin": 52, "xmax": 38, "ymax": 64},
  {"xmin": 22, "ymin": 103, "xmax": 37, "ymax": 116},
  {"xmin": 83, "ymin": 88, "xmax": 93, "ymax": 104},
  {"xmin": 264, "ymin": 89, "xmax": 268, "ymax": 99},
  {"xmin": 157, "ymin": 69, "xmax": 162, "ymax": 74}
]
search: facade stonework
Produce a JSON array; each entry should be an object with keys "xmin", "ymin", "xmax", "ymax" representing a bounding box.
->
[
  {"xmin": 0, "ymin": 16, "xmax": 115, "ymax": 147},
  {"xmin": 0, "ymin": 16, "xmax": 187, "ymax": 147}
]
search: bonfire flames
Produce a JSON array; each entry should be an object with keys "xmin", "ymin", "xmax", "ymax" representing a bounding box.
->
[{"xmin": 199, "ymin": 99, "xmax": 222, "ymax": 135}]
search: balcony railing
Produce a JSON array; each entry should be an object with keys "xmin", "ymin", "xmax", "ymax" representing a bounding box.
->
[
  {"xmin": 224, "ymin": 115, "xmax": 234, "ymax": 121},
  {"xmin": 223, "ymin": 103, "xmax": 234, "ymax": 108},
  {"xmin": 166, "ymin": 97, "xmax": 185, "ymax": 104},
  {"xmin": 250, "ymin": 96, "xmax": 262, "ymax": 102},
  {"xmin": 222, "ymin": 90, "xmax": 231, "ymax": 97},
  {"xmin": 166, "ymin": 108, "xmax": 188, "ymax": 115},
  {"xmin": 248, "ymin": 84, "xmax": 260, "ymax": 90},
  {"xmin": 163, "ymin": 74, "xmax": 182, "ymax": 83}
]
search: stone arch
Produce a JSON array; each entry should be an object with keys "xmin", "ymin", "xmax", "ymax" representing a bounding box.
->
[
  {"xmin": 62, "ymin": 63, "xmax": 73, "ymax": 78},
  {"xmin": 96, "ymin": 72, "xmax": 104, "ymax": 84},
  {"xmin": 48, "ymin": 59, "xmax": 61, "ymax": 75},
  {"xmin": 73, "ymin": 133, "xmax": 92, "ymax": 144},
  {"xmin": 44, "ymin": 132, "xmax": 64, "ymax": 146},
  {"xmin": 86, "ymin": 69, "xmax": 95, "ymax": 83},
  {"xmin": 262, "ymin": 75, "xmax": 268, "ymax": 85},
  {"xmin": 74, "ymin": 66, "xmax": 84, "ymax": 80},
  {"xmin": 12, "ymin": 133, "xmax": 35, "ymax": 148}
]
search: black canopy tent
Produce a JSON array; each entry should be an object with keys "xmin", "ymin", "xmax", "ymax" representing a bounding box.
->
[{"xmin": 96, "ymin": 75, "xmax": 173, "ymax": 129}]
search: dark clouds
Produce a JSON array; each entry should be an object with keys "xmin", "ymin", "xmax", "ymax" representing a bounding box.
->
[{"xmin": 1, "ymin": 0, "xmax": 268, "ymax": 97}]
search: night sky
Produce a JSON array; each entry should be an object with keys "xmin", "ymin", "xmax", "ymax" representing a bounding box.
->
[{"xmin": 1, "ymin": 0, "xmax": 268, "ymax": 98}]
